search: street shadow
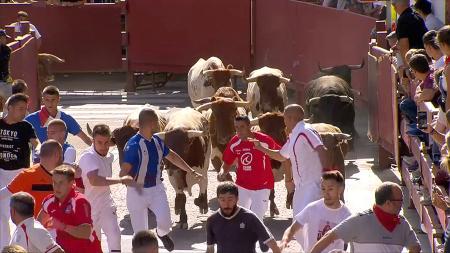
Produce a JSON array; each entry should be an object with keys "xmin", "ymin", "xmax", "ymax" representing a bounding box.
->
[
  {"xmin": 345, "ymin": 161, "xmax": 360, "ymax": 178},
  {"xmin": 120, "ymin": 210, "xmax": 158, "ymax": 235},
  {"xmin": 370, "ymin": 165, "xmax": 402, "ymax": 184},
  {"xmin": 170, "ymin": 221, "xmax": 208, "ymax": 250},
  {"xmin": 263, "ymin": 218, "xmax": 293, "ymax": 240},
  {"xmin": 208, "ymin": 197, "xmax": 219, "ymax": 211}
]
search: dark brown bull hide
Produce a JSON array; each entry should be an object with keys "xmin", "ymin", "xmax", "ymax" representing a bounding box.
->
[
  {"xmin": 316, "ymin": 59, "xmax": 365, "ymax": 86},
  {"xmin": 205, "ymin": 65, "xmax": 239, "ymax": 90},
  {"xmin": 305, "ymin": 76, "xmax": 356, "ymax": 137},
  {"xmin": 111, "ymin": 126, "xmax": 138, "ymax": 165},
  {"xmin": 256, "ymin": 76, "xmax": 285, "ymax": 112}
]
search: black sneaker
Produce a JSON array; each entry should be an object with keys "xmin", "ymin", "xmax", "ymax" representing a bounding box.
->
[
  {"xmin": 158, "ymin": 234, "xmax": 174, "ymax": 252},
  {"xmin": 259, "ymin": 241, "xmax": 269, "ymax": 252}
]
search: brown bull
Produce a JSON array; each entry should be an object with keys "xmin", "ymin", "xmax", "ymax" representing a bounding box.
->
[
  {"xmin": 38, "ymin": 53, "xmax": 65, "ymax": 92},
  {"xmin": 155, "ymin": 108, "xmax": 210, "ymax": 229},
  {"xmin": 195, "ymin": 87, "xmax": 248, "ymax": 172}
]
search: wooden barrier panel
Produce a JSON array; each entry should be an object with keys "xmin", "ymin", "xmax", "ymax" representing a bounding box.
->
[
  {"xmin": 0, "ymin": 3, "xmax": 123, "ymax": 72},
  {"xmin": 126, "ymin": 0, "xmax": 251, "ymax": 73},
  {"xmin": 253, "ymin": 0, "xmax": 375, "ymax": 105},
  {"xmin": 9, "ymin": 35, "xmax": 39, "ymax": 111}
]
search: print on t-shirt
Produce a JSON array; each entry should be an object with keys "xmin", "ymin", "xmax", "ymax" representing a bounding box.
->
[
  {"xmin": 0, "ymin": 120, "xmax": 36, "ymax": 170},
  {"xmin": 317, "ymin": 220, "xmax": 336, "ymax": 241}
]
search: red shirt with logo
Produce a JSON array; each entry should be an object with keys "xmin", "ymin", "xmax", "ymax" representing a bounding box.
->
[
  {"xmin": 223, "ymin": 132, "xmax": 280, "ymax": 190},
  {"xmin": 41, "ymin": 188, "xmax": 102, "ymax": 253}
]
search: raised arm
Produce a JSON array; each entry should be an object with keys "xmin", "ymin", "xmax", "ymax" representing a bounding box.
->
[
  {"xmin": 77, "ymin": 131, "xmax": 92, "ymax": 146},
  {"xmin": 250, "ymin": 139, "xmax": 287, "ymax": 162},
  {"xmin": 310, "ymin": 231, "xmax": 338, "ymax": 253},
  {"xmin": 166, "ymin": 150, "xmax": 202, "ymax": 178}
]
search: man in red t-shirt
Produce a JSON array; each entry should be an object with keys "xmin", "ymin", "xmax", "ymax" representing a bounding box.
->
[
  {"xmin": 38, "ymin": 165, "xmax": 102, "ymax": 253},
  {"xmin": 218, "ymin": 115, "xmax": 280, "ymax": 220}
]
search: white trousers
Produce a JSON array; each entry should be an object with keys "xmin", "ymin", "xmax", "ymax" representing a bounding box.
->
[
  {"xmin": 126, "ymin": 184, "xmax": 172, "ymax": 237},
  {"xmin": 92, "ymin": 198, "xmax": 121, "ymax": 252},
  {"xmin": 293, "ymin": 181, "xmax": 322, "ymax": 250},
  {"xmin": 237, "ymin": 186, "xmax": 270, "ymax": 220},
  {"xmin": 0, "ymin": 169, "xmax": 21, "ymax": 249}
]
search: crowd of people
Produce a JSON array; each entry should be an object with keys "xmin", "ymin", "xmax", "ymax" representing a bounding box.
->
[{"xmin": 0, "ymin": 0, "xmax": 449, "ymax": 253}]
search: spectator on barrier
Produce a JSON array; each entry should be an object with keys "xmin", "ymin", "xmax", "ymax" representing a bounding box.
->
[
  {"xmin": 437, "ymin": 26, "xmax": 450, "ymax": 111},
  {"xmin": 132, "ymin": 230, "xmax": 159, "ymax": 253},
  {"xmin": 206, "ymin": 182, "xmax": 281, "ymax": 253},
  {"xmin": 392, "ymin": 0, "xmax": 428, "ymax": 79},
  {"xmin": 413, "ymin": 0, "xmax": 444, "ymax": 31},
  {"xmin": 1, "ymin": 245, "xmax": 26, "ymax": 253},
  {"xmin": 25, "ymin": 86, "xmax": 92, "ymax": 146},
  {"xmin": 11, "ymin": 11, "xmax": 42, "ymax": 49},
  {"xmin": 39, "ymin": 165, "xmax": 102, "ymax": 253},
  {"xmin": 423, "ymin": 31, "xmax": 446, "ymax": 70},
  {"xmin": 57, "ymin": 0, "xmax": 86, "ymax": 6},
  {"xmin": 9, "ymin": 192, "xmax": 64, "ymax": 253},
  {"xmin": 310, "ymin": 182, "xmax": 421, "ymax": 253},
  {"xmin": 0, "ymin": 29, "xmax": 12, "ymax": 110},
  {"xmin": 280, "ymin": 171, "xmax": 351, "ymax": 253}
]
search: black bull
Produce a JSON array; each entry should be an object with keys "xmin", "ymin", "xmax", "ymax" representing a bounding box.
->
[{"xmin": 305, "ymin": 76, "xmax": 356, "ymax": 137}]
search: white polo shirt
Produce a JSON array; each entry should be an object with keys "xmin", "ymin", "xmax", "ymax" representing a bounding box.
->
[
  {"xmin": 280, "ymin": 121, "xmax": 324, "ymax": 185},
  {"xmin": 79, "ymin": 146, "xmax": 115, "ymax": 209},
  {"xmin": 10, "ymin": 217, "xmax": 60, "ymax": 253},
  {"xmin": 13, "ymin": 22, "xmax": 42, "ymax": 39}
]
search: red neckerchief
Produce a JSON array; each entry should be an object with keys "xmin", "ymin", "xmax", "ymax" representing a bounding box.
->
[
  {"xmin": 373, "ymin": 205, "xmax": 401, "ymax": 232},
  {"xmin": 38, "ymin": 106, "xmax": 51, "ymax": 127},
  {"xmin": 445, "ymin": 56, "xmax": 450, "ymax": 66}
]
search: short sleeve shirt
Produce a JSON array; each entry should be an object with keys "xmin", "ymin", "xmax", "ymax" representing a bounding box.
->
[
  {"xmin": 0, "ymin": 119, "xmax": 36, "ymax": 170},
  {"xmin": 222, "ymin": 132, "xmax": 280, "ymax": 190},
  {"xmin": 396, "ymin": 8, "xmax": 427, "ymax": 49},
  {"xmin": 295, "ymin": 199, "xmax": 352, "ymax": 253},
  {"xmin": 420, "ymin": 72, "xmax": 435, "ymax": 90},
  {"xmin": 41, "ymin": 188, "xmax": 102, "ymax": 253},
  {"xmin": 10, "ymin": 217, "xmax": 60, "ymax": 253},
  {"xmin": 62, "ymin": 143, "xmax": 76, "ymax": 164},
  {"xmin": 25, "ymin": 110, "xmax": 82, "ymax": 143},
  {"xmin": 280, "ymin": 121, "xmax": 323, "ymax": 185},
  {"xmin": 207, "ymin": 207, "xmax": 273, "ymax": 253},
  {"xmin": 7, "ymin": 164, "xmax": 53, "ymax": 216},
  {"xmin": 332, "ymin": 209, "xmax": 420, "ymax": 252},
  {"xmin": 123, "ymin": 133, "xmax": 169, "ymax": 188}
]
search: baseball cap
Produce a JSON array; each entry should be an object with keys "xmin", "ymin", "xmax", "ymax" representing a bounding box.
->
[{"xmin": 0, "ymin": 30, "xmax": 11, "ymax": 38}]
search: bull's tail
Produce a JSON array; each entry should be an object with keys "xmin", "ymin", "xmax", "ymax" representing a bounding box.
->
[{"xmin": 38, "ymin": 53, "xmax": 65, "ymax": 63}]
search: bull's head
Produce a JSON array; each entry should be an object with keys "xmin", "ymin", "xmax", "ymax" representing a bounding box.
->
[
  {"xmin": 317, "ymin": 59, "xmax": 365, "ymax": 85},
  {"xmin": 246, "ymin": 67, "xmax": 290, "ymax": 113},
  {"xmin": 111, "ymin": 125, "xmax": 139, "ymax": 165},
  {"xmin": 195, "ymin": 98, "xmax": 249, "ymax": 145},
  {"xmin": 307, "ymin": 94, "xmax": 355, "ymax": 136},
  {"xmin": 250, "ymin": 112, "xmax": 286, "ymax": 145},
  {"xmin": 154, "ymin": 128, "xmax": 207, "ymax": 171},
  {"xmin": 202, "ymin": 64, "xmax": 243, "ymax": 90}
]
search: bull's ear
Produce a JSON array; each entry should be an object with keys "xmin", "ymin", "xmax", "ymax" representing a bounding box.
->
[
  {"xmin": 334, "ymin": 133, "xmax": 352, "ymax": 141},
  {"xmin": 194, "ymin": 97, "xmax": 213, "ymax": 104}
]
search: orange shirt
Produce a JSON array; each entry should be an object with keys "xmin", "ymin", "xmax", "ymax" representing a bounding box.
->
[{"xmin": 7, "ymin": 164, "xmax": 53, "ymax": 216}]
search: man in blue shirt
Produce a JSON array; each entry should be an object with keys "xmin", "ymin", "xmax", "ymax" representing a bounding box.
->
[
  {"xmin": 120, "ymin": 108, "xmax": 202, "ymax": 252},
  {"xmin": 25, "ymin": 86, "xmax": 92, "ymax": 146}
]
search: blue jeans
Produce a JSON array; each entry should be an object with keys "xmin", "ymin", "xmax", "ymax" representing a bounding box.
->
[{"xmin": 399, "ymin": 98, "xmax": 418, "ymax": 123}]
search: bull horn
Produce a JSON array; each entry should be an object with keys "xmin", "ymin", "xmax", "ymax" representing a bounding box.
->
[
  {"xmin": 195, "ymin": 101, "xmax": 214, "ymax": 112},
  {"xmin": 307, "ymin": 97, "xmax": 321, "ymax": 105},
  {"xmin": 153, "ymin": 132, "xmax": 166, "ymax": 140},
  {"xmin": 234, "ymin": 101, "xmax": 251, "ymax": 108},
  {"xmin": 279, "ymin": 76, "xmax": 290, "ymax": 83},
  {"xmin": 318, "ymin": 63, "xmax": 332, "ymax": 73},
  {"xmin": 202, "ymin": 69, "xmax": 215, "ymax": 77},
  {"xmin": 348, "ymin": 59, "xmax": 365, "ymax": 70},
  {"xmin": 245, "ymin": 76, "xmax": 258, "ymax": 83},
  {"xmin": 229, "ymin": 69, "xmax": 243, "ymax": 76},
  {"xmin": 250, "ymin": 117, "xmax": 259, "ymax": 126},
  {"xmin": 194, "ymin": 97, "xmax": 213, "ymax": 104},
  {"xmin": 187, "ymin": 130, "xmax": 206, "ymax": 138},
  {"xmin": 86, "ymin": 123, "xmax": 93, "ymax": 137},
  {"xmin": 339, "ymin": 95, "xmax": 354, "ymax": 103},
  {"xmin": 333, "ymin": 133, "xmax": 352, "ymax": 141}
]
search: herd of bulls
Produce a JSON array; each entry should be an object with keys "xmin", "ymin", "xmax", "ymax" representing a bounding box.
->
[{"xmin": 90, "ymin": 56, "xmax": 364, "ymax": 229}]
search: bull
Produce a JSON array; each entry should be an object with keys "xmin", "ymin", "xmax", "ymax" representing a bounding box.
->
[
  {"xmin": 305, "ymin": 76, "xmax": 356, "ymax": 137},
  {"xmin": 38, "ymin": 53, "xmax": 65, "ymax": 92},
  {"xmin": 154, "ymin": 108, "xmax": 210, "ymax": 229},
  {"xmin": 316, "ymin": 59, "xmax": 365, "ymax": 86},
  {"xmin": 245, "ymin": 66, "xmax": 290, "ymax": 117},
  {"xmin": 194, "ymin": 87, "xmax": 249, "ymax": 171},
  {"xmin": 188, "ymin": 57, "xmax": 243, "ymax": 107}
]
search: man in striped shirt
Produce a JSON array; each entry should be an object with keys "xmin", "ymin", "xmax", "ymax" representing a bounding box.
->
[
  {"xmin": 120, "ymin": 108, "xmax": 202, "ymax": 252},
  {"xmin": 9, "ymin": 192, "xmax": 63, "ymax": 253}
]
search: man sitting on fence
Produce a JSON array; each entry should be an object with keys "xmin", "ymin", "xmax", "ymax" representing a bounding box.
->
[{"xmin": 0, "ymin": 30, "xmax": 12, "ymax": 111}]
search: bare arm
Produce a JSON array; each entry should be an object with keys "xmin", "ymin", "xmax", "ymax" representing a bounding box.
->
[
  {"xmin": 63, "ymin": 223, "xmax": 92, "ymax": 239},
  {"xmin": 408, "ymin": 244, "xmax": 421, "ymax": 253},
  {"xmin": 266, "ymin": 239, "xmax": 281, "ymax": 253},
  {"xmin": 280, "ymin": 221, "xmax": 302, "ymax": 250},
  {"xmin": 310, "ymin": 231, "xmax": 338, "ymax": 253},
  {"xmin": 250, "ymin": 139, "xmax": 287, "ymax": 162},
  {"xmin": 87, "ymin": 170, "xmax": 132, "ymax": 186},
  {"xmin": 166, "ymin": 150, "xmax": 200, "ymax": 177},
  {"xmin": 416, "ymin": 88, "xmax": 436, "ymax": 103},
  {"xmin": 206, "ymin": 245, "xmax": 214, "ymax": 253},
  {"xmin": 76, "ymin": 131, "xmax": 92, "ymax": 146},
  {"xmin": 398, "ymin": 38, "xmax": 410, "ymax": 67},
  {"xmin": 316, "ymin": 145, "xmax": 330, "ymax": 169},
  {"xmin": 120, "ymin": 162, "xmax": 132, "ymax": 177},
  {"xmin": 30, "ymin": 138, "xmax": 39, "ymax": 149}
]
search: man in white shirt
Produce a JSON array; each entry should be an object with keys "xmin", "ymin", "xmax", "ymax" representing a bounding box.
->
[
  {"xmin": 78, "ymin": 124, "xmax": 134, "ymax": 252},
  {"xmin": 9, "ymin": 192, "xmax": 64, "ymax": 253},
  {"xmin": 11, "ymin": 11, "xmax": 42, "ymax": 48},
  {"xmin": 413, "ymin": 0, "xmax": 444, "ymax": 31},
  {"xmin": 280, "ymin": 171, "xmax": 351, "ymax": 253},
  {"xmin": 253, "ymin": 104, "xmax": 330, "ymax": 215}
]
